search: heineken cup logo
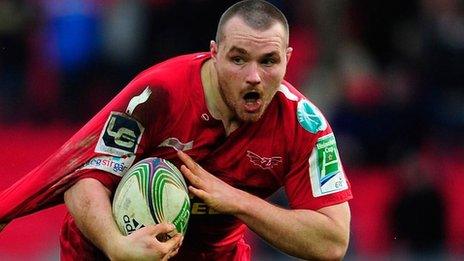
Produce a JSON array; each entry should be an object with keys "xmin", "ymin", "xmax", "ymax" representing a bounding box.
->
[{"xmin": 316, "ymin": 135, "xmax": 341, "ymax": 186}]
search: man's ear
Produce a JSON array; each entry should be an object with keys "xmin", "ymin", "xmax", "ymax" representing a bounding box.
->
[
  {"xmin": 286, "ymin": 47, "xmax": 293, "ymax": 63},
  {"xmin": 210, "ymin": 40, "xmax": 218, "ymax": 60}
]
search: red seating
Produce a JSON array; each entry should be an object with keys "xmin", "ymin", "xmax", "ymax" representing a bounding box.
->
[
  {"xmin": 349, "ymin": 168, "xmax": 400, "ymax": 255},
  {"xmin": 0, "ymin": 124, "xmax": 76, "ymax": 260},
  {"xmin": 440, "ymin": 160, "xmax": 464, "ymax": 254}
]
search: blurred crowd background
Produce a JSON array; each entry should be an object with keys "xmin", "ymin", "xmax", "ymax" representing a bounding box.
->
[{"xmin": 1, "ymin": 0, "xmax": 463, "ymax": 260}]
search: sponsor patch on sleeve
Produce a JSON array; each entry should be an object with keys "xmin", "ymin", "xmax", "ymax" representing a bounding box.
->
[
  {"xmin": 309, "ymin": 133, "xmax": 348, "ymax": 197},
  {"xmin": 95, "ymin": 112, "xmax": 144, "ymax": 156},
  {"xmin": 79, "ymin": 155, "xmax": 136, "ymax": 176},
  {"xmin": 297, "ymin": 99, "xmax": 327, "ymax": 134}
]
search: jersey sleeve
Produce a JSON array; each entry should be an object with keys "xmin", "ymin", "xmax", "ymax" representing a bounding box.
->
[
  {"xmin": 284, "ymin": 100, "xmax": 352, "ymax": 210},
  {"xmin": 0, "ymin": 71, "xmax": 170, "ymax": 223}
]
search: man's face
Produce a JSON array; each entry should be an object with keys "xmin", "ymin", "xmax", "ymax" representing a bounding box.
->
[{"xmin": 211, "ymin": 16, "xmax": 292, "ymax": 122}]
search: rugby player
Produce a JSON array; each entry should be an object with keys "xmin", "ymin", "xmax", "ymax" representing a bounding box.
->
[{"xmin": 0, "ymin": 1, "xmax": 352, "ymax": 260}]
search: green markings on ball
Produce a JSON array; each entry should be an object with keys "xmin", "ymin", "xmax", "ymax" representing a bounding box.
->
[
  {"xmin": 153, "ymin": 169, "xmax": 167, "ymax": 223},
  {"xmin": 172, "ymin": 198, "xmax": 190, "ymax": 234},
  {"xmin": 112, "ymin": 157, "xmax": 191, "ymax": 237},
  {"xmin": 152, "ymin": 166, "xmax": 190, "ymax": 234},
  {"xmin": 165, "ymin": 161, "xmax": 188, "ymax": 188}
]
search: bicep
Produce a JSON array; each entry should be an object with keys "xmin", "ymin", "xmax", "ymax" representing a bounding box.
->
[
  {"xmin": 317, "ymin": 202, "xmax": 351, "ymax": 234},
  {"xmin": 64, "ymin": 178, "xmax": 112, "ymax": 218}
]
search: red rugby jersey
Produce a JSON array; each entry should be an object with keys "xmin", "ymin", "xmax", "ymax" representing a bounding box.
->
[{"xmin": 0, "ymin": 53, "xmax": 352, "ymax": 260}]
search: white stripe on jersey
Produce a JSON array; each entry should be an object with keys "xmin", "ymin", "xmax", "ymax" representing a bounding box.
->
[{"xmin": 278, "ymin": 84, "xmax": 299, "ymax": 101}]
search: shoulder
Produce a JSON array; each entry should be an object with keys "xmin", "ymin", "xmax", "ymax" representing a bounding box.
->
[
  {"xmin": 114, "ymin": 53, "xmax": 208, "ymax": 126},
  {"xmin": 275, "ymin": 81, "xmax": 330, "ymax": 135},
  {"xmin": 126, "ymin": 53, "xmax": 208, "ymax": 107},
  {"xmin": 271, "ymin": 81, "xmax": 336, "ymax": 167}
]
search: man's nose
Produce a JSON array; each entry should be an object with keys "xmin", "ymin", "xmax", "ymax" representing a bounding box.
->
[{"xmin": 245, "ymin": 62, "xmax": 261, "ymax": 85}]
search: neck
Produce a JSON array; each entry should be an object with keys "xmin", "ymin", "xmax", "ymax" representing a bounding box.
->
[{"xmin": 201, "ymin": 59, "xmax": 240, "ymax": 135}]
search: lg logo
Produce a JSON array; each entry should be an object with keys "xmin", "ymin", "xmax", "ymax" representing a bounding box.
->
[
  {"xmin": 99, "ymin": 112, "xmax": 143, "ymax": 154},
  {"xmin": 107, "ymin": 116, "xmax": 137, "ymax": 149}
]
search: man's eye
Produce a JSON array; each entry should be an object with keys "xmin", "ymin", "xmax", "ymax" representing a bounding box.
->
[
  {"xmin": 231, "ymin": 56, "xmax": 245, "ymax": 65},
  {"xmin": 261, "ymin": 58, "xmax": 276, "ymax": 66}
]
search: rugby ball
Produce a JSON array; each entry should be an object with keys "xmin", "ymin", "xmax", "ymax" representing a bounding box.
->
[{"xmin": 112, "ymin": 157, "xmax": 190, "ymax": 236}]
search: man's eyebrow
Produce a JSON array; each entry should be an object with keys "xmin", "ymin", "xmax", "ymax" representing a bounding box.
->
[
  {"xmin": 227, "ymin": 47, "xmax": 279, "ymax": 58},
  {"xmin": 262, "ymin": 51, "xmax": 279, "ymax": 58},
  {"xmin": 227, "ymin": 46, "xmax": 248, "ymax": 55}
]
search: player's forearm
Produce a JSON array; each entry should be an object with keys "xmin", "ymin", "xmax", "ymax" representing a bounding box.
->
[
  {"xmin": 177, "ymin": 150, "xmax": 350, "ymax": 259},
  {"xmin": 236, "ymin": 193, "xmax": 350, "ymax": 261},
  {"xmin": 64, "ymin": 178, "xmax": 124, "ymax": 259}
]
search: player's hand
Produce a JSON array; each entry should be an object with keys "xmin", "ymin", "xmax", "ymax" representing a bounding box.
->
[
  {"xmin": 110, "ymin": 223, "xmax": 183, "ymax": 261},
  {"xmin": 177, "ymin": 150, "xmax": 247, "ymax": 215}
]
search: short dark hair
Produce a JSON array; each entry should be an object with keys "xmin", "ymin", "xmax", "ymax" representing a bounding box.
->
[{"xmin": 215, "ymin": 0, "xmax": 289, "ymax": 45}]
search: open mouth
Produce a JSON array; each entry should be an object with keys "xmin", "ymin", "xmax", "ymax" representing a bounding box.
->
[
  {"xmin": 242, "ymin": 91, "xmax": 262, "ymax": 113},
  {"xmin": 243, "ymin": 91, "xmax": 261, "ymax": 102}
]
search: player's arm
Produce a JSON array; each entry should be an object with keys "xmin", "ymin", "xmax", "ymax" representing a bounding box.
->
[
  {"xmin": 233, "ymin": 194, "xmax": 349, "ymax": 261},
  {"xmin": 64, "ymin": 177, "xmax": 182, "ymax": 260},
  {"xmin": 63, "ymin": 80, "xmax": 183, "ymax": 259},
  {"xmin": 178, "ymin": 150, "xmax": 350, "ymax": 260}
]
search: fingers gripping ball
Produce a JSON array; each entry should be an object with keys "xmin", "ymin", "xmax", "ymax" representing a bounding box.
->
[{"xmin": 112, "ymin": 157, "xmax": 190, "ymax": 236}]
